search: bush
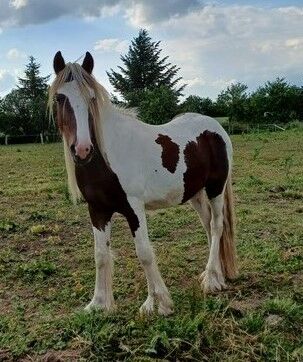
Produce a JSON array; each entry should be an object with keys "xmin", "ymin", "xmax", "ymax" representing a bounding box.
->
[{"xmin": 138, "ymin": 86, "xmax": 179, "ymax": 125}]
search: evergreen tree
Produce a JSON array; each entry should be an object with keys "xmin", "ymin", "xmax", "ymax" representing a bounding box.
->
[
  {"xmin": 18, "ymin": 56, "xmax": 49, "ymax": 98},
  {"xmin": 18, "ymin": 56, "xmax": 50, "ymax": 135},
  {"xmin": 107, "ymin": 29, "xmax": 185, "ymax": 107}
]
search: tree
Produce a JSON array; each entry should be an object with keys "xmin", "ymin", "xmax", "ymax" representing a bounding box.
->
[
  {"xmin": 250, "ymin": 78, "xmax": 302, "ymax": 124},
  {"xmin": 138, "ymin": 86, "xmax": 179, "ymax": 125},
  {"xmin": 0, "ymin": 89, "xmax": 31, "ymax": 135},
  {"xmin": 291, "ymin": 86, "xmax": 303, "ymax": 121},
  {"xmin": 0, "ymin": 56, "xmax": 50, "ymax": 136},
  {"xmin": 180, "ymin": 95, "xmax": 216, "ymax": 116},
  {"xmin": 217, "ymin": 83, "xmax": 249, "ymax": 123},
  {"xmin": 107, "ymin": 29, "xmax": 185, "ymax": 107},
  {"xmin": 18, "ymin": 56, "xmax": 50, "ymax": 135}
]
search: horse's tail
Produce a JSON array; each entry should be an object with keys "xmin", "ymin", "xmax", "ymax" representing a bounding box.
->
[{"xmin": 219, "ymin": 174, "xmax": 238, "ymax": 279}]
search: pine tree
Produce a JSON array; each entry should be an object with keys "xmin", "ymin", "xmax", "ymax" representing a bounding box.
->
[
  {"xmin": 18, "ymin": 56, "xmax": 49, "ymax": 98},
  {"xmin": 17, "ymin": 56, "xmax": 50, "ymax": 135},
  {"xmin": 107, "ymin": 29, "xmax": 185, "ymax": 107}
]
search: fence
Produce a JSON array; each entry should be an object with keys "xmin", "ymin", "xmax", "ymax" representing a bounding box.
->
[
  {"xmin": 0, "ymin": 133, "xmax": 61, "ymax": 145},
  {"xmin": 0, "ymin": 124, "xmax": 287, "ymax": 145},
  {"xmin": 224, "ymin": 123, "xmax": 286, "ymax": 135}
]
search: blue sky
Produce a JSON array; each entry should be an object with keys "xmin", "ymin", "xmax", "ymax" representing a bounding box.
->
[{"xmin": 0, "ymin": 0, "xmax": 303, "ymax": 99}]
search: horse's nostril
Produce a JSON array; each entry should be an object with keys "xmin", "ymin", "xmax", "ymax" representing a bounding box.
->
[
  {"xmin": 70, "ymin": 144, "xmax": 76, "ymax": 154},
  {"xmin": 85, "ymin": 147, "xmax": 89, "ymax": 152}
]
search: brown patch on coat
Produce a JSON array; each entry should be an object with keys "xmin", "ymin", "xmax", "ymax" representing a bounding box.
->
[
  {"xmin": 155, "ymin": 134, "xmax": 179, "ymax": 173},
  {"xmin": 182, "ymin": 130, "xmax": 229, "ymax": 202},
  {"xmin": 56, "ymin": 94, "xmax": 76, "ymax": 145},
  {"xmin": 75, "ymin": 133, "xmax": 139, "ymax": 236},
  {"xmin": 55, "ymin": 91, "xmax": 139, "ymax": 236}
]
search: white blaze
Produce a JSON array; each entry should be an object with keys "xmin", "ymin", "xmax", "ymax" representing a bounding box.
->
[{"xmin": 58, "ymin": 80, "xmax": 92, "ymax": 150}]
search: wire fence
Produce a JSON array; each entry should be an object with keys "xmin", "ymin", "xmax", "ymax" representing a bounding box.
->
[
  {"xmin": 224, "ymin": 123, "xmax": 286, "ymax": 135},
  {"xmin": 0, "ymin": 133, "xmax": 61, "ymax": 145},
  {"xmin": 0, "ymin": 123, "xmax": 287, "ymax": 145}
]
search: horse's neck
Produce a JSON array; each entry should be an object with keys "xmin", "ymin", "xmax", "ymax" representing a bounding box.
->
[{"xmin": 101, "ymin": 106, "xmax": 139, "ymax": 151}]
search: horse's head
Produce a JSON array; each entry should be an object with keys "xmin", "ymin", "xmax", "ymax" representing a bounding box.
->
[{"xmin": 51, "ymin": 51, "xmax": 96, "ymax": 165}]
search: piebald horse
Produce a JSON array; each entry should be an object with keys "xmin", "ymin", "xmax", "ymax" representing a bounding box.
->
[{"xmin": 48, "ymin": 51, "xmax": 237, "ymax": 316}]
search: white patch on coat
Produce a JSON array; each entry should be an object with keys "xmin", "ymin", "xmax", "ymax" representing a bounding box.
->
[
  {"xmin": 57, "ymin": 80, "xmax": 93, "ymax": 149},
  {"xmin": 102, "ymin": 112, "xmax": 232, "ymax": 208},
  {"xmin": 85, "ymin": 224, "xmax": 114, "ymax": 311}
]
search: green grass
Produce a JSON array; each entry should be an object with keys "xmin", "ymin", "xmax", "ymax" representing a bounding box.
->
[{"xmin": 0, "ymin": 129, "xmax": 302, "ymax": 361}]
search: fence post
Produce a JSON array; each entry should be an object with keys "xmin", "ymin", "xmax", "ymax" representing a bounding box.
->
[
  {"xmin": 40, "ymin": 133, "xmax": 44, "ymax": 144},
  {"xmin": 5, "ymin": 135, "xmax": 8, "ymax": 145}
]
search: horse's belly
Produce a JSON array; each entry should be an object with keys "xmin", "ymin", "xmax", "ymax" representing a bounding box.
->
[
  {"xmin": 143, "ymin": 167, "xmax": 185, "ymax": 210},
  {"xmin": 145, "ymin": 187, "xmax": 183, "ymax": 210}
]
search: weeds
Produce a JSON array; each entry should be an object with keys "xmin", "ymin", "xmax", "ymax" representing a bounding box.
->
[{"xmin": 0, "ymin": 130, "xmax": 302, "ymax": 360}]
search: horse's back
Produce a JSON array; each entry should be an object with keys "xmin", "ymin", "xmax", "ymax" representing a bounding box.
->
[{"xmin": 160, "ymin": 112, "xmax": 232, "ymax": 157}]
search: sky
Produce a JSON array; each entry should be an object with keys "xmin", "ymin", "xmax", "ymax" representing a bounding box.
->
[{"xmin": 0, "ymin": 0, "xmax": 303, "ymax": 99}]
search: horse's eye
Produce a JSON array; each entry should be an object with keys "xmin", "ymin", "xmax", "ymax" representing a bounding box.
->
[{"xmin": 56, "ymin": 94, "xmax": 66, "ymax": 103}]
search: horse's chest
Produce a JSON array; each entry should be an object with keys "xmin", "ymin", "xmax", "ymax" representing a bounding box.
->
[{"xmin": 75, "ymin": 154, "xmax": 128, "ymax": 211}]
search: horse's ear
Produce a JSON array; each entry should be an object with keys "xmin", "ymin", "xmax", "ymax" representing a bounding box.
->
[
  {"xmin": 53, "ymin": 51, "xmax": 65, "ymax": 74},
  {"xmin": 82, "ymin": 52, "xmax": 94, "ymax": 74}
]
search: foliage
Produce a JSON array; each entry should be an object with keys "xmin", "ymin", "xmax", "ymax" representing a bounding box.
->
[
  {"xmin": 179, "ymin": 95, "xmax": 217, "ymax": 117},
  {"xmin": 0, "ymin": 89, "xmax": 31, "ymax": 135},
  {"xmin": 183, "ymin": 78, "xmax": 303, "ymax": 125},
  {"xmin": 107, "ymin": 29, "xmax": 185, "ymax": 114},
  {"xmin": 249, "ymin": 78, "xmax": 303, "ymax": 124},
  {"xmin": 0, "ymin": 56, "xmax": 50, "ymax": 136},
  {"xmin": 138, "ymin": 86, "xmax": 179, "ymax": 124},
  {"xmin": 216, "ymin": 82, "xmax": 249, "ymax": 122}
]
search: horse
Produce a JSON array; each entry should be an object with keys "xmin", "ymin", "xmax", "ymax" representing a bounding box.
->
[{"xmin": 48, "ymin": 51, "xmax": 237, "ymax": 316}]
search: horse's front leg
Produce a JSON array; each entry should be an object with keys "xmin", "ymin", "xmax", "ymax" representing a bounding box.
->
[
  {"xmin": 85, "ymin": 206, "xmax": 114, "ymax": 311},
  {"xmin": 127, "ymin": 197, "xmax": 173, "ymax": 316}
]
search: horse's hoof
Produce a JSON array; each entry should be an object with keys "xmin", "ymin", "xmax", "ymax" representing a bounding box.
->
[
  {"xmin": 84, "ymin": 299, "xmax": 115, "ymax": 312},
  {"xmin": 158, "ymin": 304, "xmax": 174, "ymax": 316},
  {"xmin": 139, "ymin": 296, "xmax": 155, "ymax": 316},
  {"xmin": 200, "ymin": 269, "xmax": 226, "ymax": 293}
]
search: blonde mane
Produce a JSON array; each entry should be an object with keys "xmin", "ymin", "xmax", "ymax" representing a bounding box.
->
[{"xmin": 48, "ymin": 62, "xmax": 113, "ymax": 204}]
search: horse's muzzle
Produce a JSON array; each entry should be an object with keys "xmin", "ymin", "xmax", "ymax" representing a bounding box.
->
[{"xmin": 70, "ymin": 144, "xmax": 94, "ymax": 166}]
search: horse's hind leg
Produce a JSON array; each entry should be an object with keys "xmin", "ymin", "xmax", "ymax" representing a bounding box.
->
[
  {"xmin": 190, "ymin": 190, "xmax": 211, "ymax": 246},
  {"xmin": 200, "ymin": 192, "xmax": 226, "ymax": 293},
  {"xmin": 127, "ymin": 197, "xmax": 173, "ymax": 316}
]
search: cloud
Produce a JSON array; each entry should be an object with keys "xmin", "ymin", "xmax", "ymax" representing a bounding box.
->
[
  {"xmin": 6, "ymin": 48, "xmax": 26, "ymax": 60},
  {"xmin": 0, "ymin": 0, "xmax": 119, "ymax": 28},
  {"xmin": 124, "ymin": 0, "xmax": 201, "ymax": 27},
  {"xmin": 94, "ymin": 38, "xmax": 128, "ymax": 53},
  {"xmin": 156, "ymin": 5, "xmax": 303, "ymax": 97},
  {"xmin": 0, "ymin": 0, "xmax": 201, "ymax": 29},
  {"xmin": 10, "ymin": 0, "xmax": 28, "ymax": 10},
  {"xmin": 0, "ymin": 69, "xmax": 15, "ymax": 95},
  {"xmin": 1, "ymin": 2, "xmax": 303, "ymax": 99},
  {"xmin": 285, "ymin": 38, "xmax": 303, "ymax": 50}
]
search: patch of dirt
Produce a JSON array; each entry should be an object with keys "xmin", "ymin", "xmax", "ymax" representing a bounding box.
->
[
  {"xmin": 21, "ymin": 350, "xmax": 81, "ymax": 362},
  {"xmin": 0, "ymin": 349, "xmax": 12, "ymax": 361},
  {"xmin": 282, "ymin": 246, "xmax": 301, "ymax": 260},
  {"xmin": 229, "ymin": 297, "xmax": 263, "ymax": 316},
  {"xmin": 265, "ymin": 314, "xmax": 283, "ymax": 326}
]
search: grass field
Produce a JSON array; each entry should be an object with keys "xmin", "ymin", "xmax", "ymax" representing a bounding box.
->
[{"xmin": 0, "ymin": 129, "xmax": 302, "ymax": 361}]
